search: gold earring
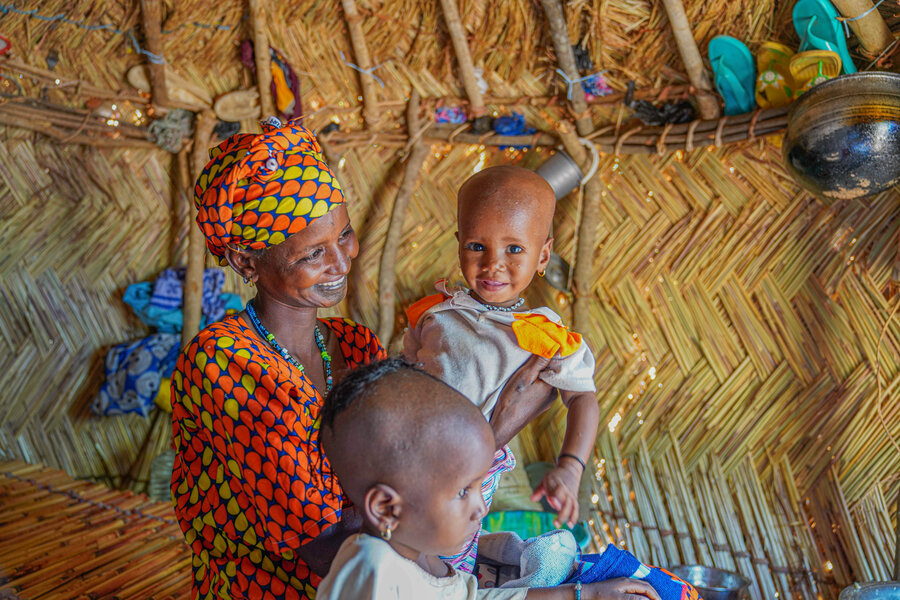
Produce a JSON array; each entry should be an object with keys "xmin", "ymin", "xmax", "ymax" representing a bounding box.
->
[
  {"xmin": 381, "ymin": 526, "xmax": 392, "ymax": 541},
  {"xmin": 538, "ymin": 269, "xmax": 546, "ymax": 277}
]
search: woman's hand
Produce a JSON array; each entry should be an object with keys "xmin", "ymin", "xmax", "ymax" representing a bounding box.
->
[
  {"xmin": 581, "ymin": 578, "xmax": 662, "ymax": 600},
  {"xmin": 489, "ymin": 354, "xmax": 560, "ymax": 448},
  {"xmin": 521, "ymin": 578, "xmax": 662, "ymax": 599}
]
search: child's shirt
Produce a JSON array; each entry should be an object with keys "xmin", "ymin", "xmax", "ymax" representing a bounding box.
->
[
  {"xmin": 317, "ymin": 534, "xmax": 528, "ymax": 600},
  {"xmin": 403, "ymin": 280, "xmax": 597, "ymax": 419}
]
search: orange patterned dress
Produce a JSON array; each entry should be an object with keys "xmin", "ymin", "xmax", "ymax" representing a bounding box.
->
[{"xmin": 171, "ymin": 315, "xmax": 385, "ymax": 600}]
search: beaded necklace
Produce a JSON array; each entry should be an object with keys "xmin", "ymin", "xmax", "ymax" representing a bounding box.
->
[
  {"xmin": 245, "ymin": 301, "xmax": 333, "ymax": 393},
  {"xmin": 468, "ymin": 293, "xmax": 526, "ymax": 312}
]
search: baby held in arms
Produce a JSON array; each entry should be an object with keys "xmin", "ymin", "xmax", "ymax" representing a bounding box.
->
[
  {"xmin": 316, "ymin": 358, "xmax": 662, "ymax": 600},
  {"xmin": 403, "ymin": 166, "xmax": 600, "ymax": 570}
]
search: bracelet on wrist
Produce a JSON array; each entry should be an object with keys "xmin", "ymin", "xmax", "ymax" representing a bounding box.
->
[
  {"xmin": 558, "ymin": 452, "xmax": 587, "ymax": 472},
  {"xmin": 574, "ymin": 580, "xmax": 582, "ymax": 600}
]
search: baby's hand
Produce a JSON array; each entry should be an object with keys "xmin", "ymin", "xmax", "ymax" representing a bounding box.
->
[
  {"xmin": 581, "ymin": 578, "xmax": 662, "ymax": 600},
  {"xmin": 530, "ymin": 464, "xmax": 581, "ymax": 527}
]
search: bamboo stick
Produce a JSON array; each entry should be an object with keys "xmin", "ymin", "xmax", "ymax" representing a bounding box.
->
[
  {"xmin": 0, "ymin": 112, "xmax": 158, "ymax": 150},
  {"xmin": 830, "ymin": 0, "xmax": 895, "ymax": 57},
  {"xmin": 139, "ymin": 0, "xmax": 169, "ymax": 109},
  {"xmin": 341, "ymin": 0, "xmax": 380, "ymax": 128},
  {"xmin": 894, "ymin": 486, "xmax": 900, "ymax": 579},
  {"xmin": 248, "ymin": 0, "xmax": 275, "ymax": 118},
  {"xmin": 659, "ymin": 0, "xmax": 720, "ymax": 120},
  {"xmin": 539, "ymin": 0, "xmax": 604, "ymax": 334},
  {"xmin": 377, "ymin": 91, "xmax": 429, "ymax": 346},
  {"xmin": 184, "ymin": 111, "xmax": 216, "ymax": 345},
  {"xmin": 438, "ymin": 0, "xmax": 486, "ymax": 119},
  {"xmin": 540, "ymin": 0, "xmax": 592, "ymax": 136}
]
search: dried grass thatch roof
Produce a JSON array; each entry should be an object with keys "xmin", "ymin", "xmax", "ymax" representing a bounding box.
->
[{"xmin": 0, "ymin": 1, "xmax": 899, "ymax": 598}]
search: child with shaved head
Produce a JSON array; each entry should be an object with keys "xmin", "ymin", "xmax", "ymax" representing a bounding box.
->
[
  {"xmin": 403, "ymin": 165, "xmax": 600, "ymax": 572},
  {"xmin": 317, "ymin": 358, "xmax": 661, "ymax": 600}
]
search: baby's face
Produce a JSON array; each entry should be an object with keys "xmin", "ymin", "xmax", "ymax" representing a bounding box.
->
[
  {"xmin": 395, "ymin": 420, "xmax": 494, "ymax": 557},
  {"xmin": 456, "ymin": 180, "xmax": 553, "ymax": 307}
]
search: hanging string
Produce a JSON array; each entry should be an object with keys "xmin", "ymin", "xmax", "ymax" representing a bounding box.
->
[
  {"xmin": 0, "ymin": 3, "xmax": 239, "ymax": 63},
  {"xmin": 555, "ymin": 68, "xmax": 608, "ymax": 101},
  {"xmin": 836, "ymin": 0, "xmax": 887, "ymax": 38},
  {"xmin": 338, "ymin": 50, "xmax": 386, "ymax": 88}
]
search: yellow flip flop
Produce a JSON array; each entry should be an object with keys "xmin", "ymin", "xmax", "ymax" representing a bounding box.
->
[
  {"xmin": 790, "ymin": 50, "xmax": 842, "ymax": 95},
  {"xmin": 755, "ymin": 42, "xmax": 795, "ymax": 108}
]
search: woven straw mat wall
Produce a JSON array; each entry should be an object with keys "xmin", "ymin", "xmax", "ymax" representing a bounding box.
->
[{"xmin": 0, "ymin": 1, "xmax": 898, "ymax": 598}]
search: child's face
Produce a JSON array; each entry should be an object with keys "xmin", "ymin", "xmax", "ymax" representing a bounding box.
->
[
  {"xmin": 457, "ymin": 182, "xmax": 553, "ymax": 307},
  {"xmin": 394, "ymin": 424, "xmax": 494, "ymax": 557}
]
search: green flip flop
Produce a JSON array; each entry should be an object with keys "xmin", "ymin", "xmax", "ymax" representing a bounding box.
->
[
  {"xmin": 708, "ymin": 36, "xmax": 756, "ymax": 116},
  {"xmin": 792, "ymin": 0, "xmax": 857, "ymax": 74}
]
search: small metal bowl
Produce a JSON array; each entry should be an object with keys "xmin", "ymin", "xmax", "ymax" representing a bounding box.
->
[
  {"xmin": 782, "ymin": 71, "xmax": 900, "ymax": 200},
  {"xmin": 669, "ymin": 565, "xmax": 752, "ymax": 600},
  {"xmin": 839, "ymin": 582, "xmax": 900, "ymax": 599}
]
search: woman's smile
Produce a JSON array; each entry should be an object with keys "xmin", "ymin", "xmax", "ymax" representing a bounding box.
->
[{"xmin": 317, "ymin": 276, "xmax": 348, "ymax": 293}]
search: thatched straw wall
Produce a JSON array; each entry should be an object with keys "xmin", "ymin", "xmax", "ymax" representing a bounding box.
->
[{"xmin": 0, "ymin": 1, "xmax": 898, "ymax": 598}]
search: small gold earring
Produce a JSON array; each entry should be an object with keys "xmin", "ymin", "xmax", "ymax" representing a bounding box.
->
[
  {"xmin": 381, "ymin": 526, "xmax": 392, "ymax": 541},
  {"xmin": 538, "ymin": 269, "xmax": 546, "ymax": 277}
]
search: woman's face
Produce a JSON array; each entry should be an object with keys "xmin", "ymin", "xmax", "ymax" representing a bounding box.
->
[{"xmin": 250, "ymin": 205, "xmax": 358, "ymax": 309}]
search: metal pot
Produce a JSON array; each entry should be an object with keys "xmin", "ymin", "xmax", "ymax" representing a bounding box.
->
[
  {"xmin": 669, "ymin": 565, "xmax": 751, "ymax": 600},
  {"xmin": 782, "ymin": 72, "xmax": 900, "ymax": 200},
  {"xmin": 536, "ymin": 150, "xmax": 583, "ymax": 200},
  {"xmin": 839, "ymin": 582, "xmax": 900, "ymax": 599}
]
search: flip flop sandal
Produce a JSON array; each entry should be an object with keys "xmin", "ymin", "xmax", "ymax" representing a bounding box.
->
[
  {"xmin": 790, "ymin": 50, "xmax": 842, "ymax": 94},
  {"xmin": 792, "ymin": 0, "xmax": 857, "ymax": 74},
  {"xmin": 755, "ymin": 42, "xmax": 795, "ymax": 108},
  {"xmin": 709, "ymin": 36, "xmax": 756, "ymax": 116}
]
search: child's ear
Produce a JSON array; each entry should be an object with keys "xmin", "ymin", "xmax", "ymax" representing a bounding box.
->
[
  {"xmin": 537, "ymin": 237, "xmax": 553, "ymax": 272},
  {"xmin": 363, "ymin": 483, "xmax": 403, "ymax": 536}
]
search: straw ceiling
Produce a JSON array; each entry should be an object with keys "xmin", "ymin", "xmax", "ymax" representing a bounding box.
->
[{"xmin": 0, "ymin": 1, "xmax": 898, "ymax": 598}]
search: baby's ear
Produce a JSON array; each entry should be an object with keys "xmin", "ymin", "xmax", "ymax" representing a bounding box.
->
[
  {"xmin": 538, "ymin": 237, "xmax": 553, "ymax": 270},
  {"xmin": 363, "ymin": 483, "xmax": 403, "ymax": 534}
]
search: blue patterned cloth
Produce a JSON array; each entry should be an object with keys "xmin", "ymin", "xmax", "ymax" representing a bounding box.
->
[
  {"xmin": 492, "ymin": 113, "xmax": 535, "ymax": 150},
  {"xmin": 95, "ymin": 267, "xmax": 242, "ymax": 417},
  {"xmin": 123, "ymin": 268, "xmax": 241, "ymax": 333},
  {"xmin": 92, "ymin": 333, "xmax": 181, "ymax": 417}
]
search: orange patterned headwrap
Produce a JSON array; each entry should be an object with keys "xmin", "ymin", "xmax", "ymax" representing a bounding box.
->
[{"xmin": 194, "ymin": 117, "xmax": 344, "ymax": 263}]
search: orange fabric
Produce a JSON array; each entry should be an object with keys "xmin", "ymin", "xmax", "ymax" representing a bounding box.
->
[
  {"xmin": 405, "ymin": 293, "xmax": 449, "ymax": 329},
  {"xmin": 511, "ymin": 313, "xmax": 582, "ymax": 359}
]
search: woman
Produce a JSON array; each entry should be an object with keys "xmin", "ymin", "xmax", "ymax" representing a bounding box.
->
[{"xmin": 171, "ymin": 118, "xmax": 558, "ymax": 600}]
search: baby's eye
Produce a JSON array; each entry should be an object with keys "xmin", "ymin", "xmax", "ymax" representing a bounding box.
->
[
  {"xmin": 465, "ymin": 242, "xmax": 484, "ymax": 252},
  {"xmin": 507, "ymin": 245, "xmax": 524, "ymax": 254},
  {"xmin": 457, "ymin": 488, "xmax": 469, "ymax": 499}
]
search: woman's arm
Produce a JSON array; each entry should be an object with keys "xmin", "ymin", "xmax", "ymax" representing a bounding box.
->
[
  {"xmin": 489, "ymin": 354, "xmax": 560, "ymax": 448},
  {"xmin": 478, "ymin": 578, "xmax": 662, "ymax": 600},
  {"xmin": 294, "ymin": 506, "xmax": 362, "ymax": 576}
]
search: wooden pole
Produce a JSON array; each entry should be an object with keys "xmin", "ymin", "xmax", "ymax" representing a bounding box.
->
[
  {"xmin": 540, "ymin": 0, "xmax": 592, "ymax": 137},
  {"xmin": 340, "ymin": 0, "xmax": 380, "ymax": 128},
  {"xmin": 184, "ymin": 110, "xmax": 216, "ymax": 346},
  {"xmin": 438, "ymin": 0, "xmax": 487, "ymax": 119},
  {"xmin": 139, "ymin": 0, "xmax": 169, "ymax": 109},
  {"xmin": 377, "ymin": 91, "xmax": 430, "ymax": 346},
  {"xmin": 830, "ymin": 0, "xmax": 895, "ymax": 57},
  {"xmin": 540, "ymin": 0, "xmax": 604, "ymax": 334},
  {"xmin": 659, "ymin": 0, "xmax": 720, "ymax": 120},
  {"xmin": 248, "ymin": 0, "xmax": 275, "ymax": 118}
]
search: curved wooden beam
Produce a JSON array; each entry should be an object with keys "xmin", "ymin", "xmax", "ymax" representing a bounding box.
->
[
  {"xmin": 438, "ymin": 0, "xmax": 486, "ymax": 119},
  {"xmin": 341, "ymin": 0, "xmax": 380, "ymax": 127},
  {"xmin": 377, "ymin": 91, "xmax": 429, "ymax": 346}
]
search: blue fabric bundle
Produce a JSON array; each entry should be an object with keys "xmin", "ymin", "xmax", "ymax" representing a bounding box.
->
[{"xmin": 93, "ymin": 267, "xmax": 242, "ymax": 417}]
